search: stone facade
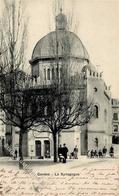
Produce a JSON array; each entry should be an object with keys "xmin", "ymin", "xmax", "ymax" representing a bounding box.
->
[
  {"xmin": 26, "ymin": 11, "xmax": 112, "ymax": 158},
  {"xmin": 112, "ymin": 99, "xmax": 119, "ymax": 144},
  {"xmin": 2, "ymin": 10, "xmax": 114, "ymax": 158},
  {"xmin": 83, "ymin": 66, "xmax": 112, "ymax": 152}
]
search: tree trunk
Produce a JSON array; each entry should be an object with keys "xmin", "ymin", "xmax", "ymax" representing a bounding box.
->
[
  {"xmin": 19, "ymin": 129, "xmax": 23, "ymax": 169},
  {"xmin": 53, "ymin": 133, "xmax": 58, "ymax": 162}
]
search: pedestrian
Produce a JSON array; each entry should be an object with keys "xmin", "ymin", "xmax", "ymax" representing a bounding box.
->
[
  {"xmin": 58, "ymin": 145, "xmax": 63, "ymax": 162},
  {"xmin": 15, "ymin": 149, "xmax": 18, "ymax": 159},
  {"xmin": 70, "ymin": 151, "xmax": 74, "ymax": 159},
  {"xmin": 109, "ymin": 146, "xmax": 114, "ymax": 158},
  {"xmin": 90, "ymin": 149, "xmax": 95, "ymax": 158},
  {"xmin": 87, "ymin": 150, "xmax": 90, "ymax": 158},
  {"xmin": 62, "ymin": 144, "xmax": 68, "ymax": 163},
  {"xmin": 102, "ymin": 146, "xmax": 107, "ymax": 157},
  {"xmin": 73, "ymin": 145, "xmax": 78, "ymax": 159},
  {"xmin": 98, "ymin": 149, "xmax": 103, "ymax": 158},
  {"xmin": 94, "ymin": 149, "xmax": 98, "ymax": 158}
]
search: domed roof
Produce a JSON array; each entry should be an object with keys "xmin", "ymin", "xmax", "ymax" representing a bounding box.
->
[
  {"xmin": 30, "ymin": 10, "xmax": 89, "ymax": 64},
  {"xmin": 82, "ymin": 62, "xmax": 96, "ymax": 72},
  {"xmin": 30, "ymin": 30, "xmax": 89, "ymax": 64}
]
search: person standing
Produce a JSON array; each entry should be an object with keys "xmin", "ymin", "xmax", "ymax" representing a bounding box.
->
[
  {"xmin": 62, "ymin": 144, "xmax": 68, "ymax": 163},
  {"xmin": 15, "ymin": 149, "xmax": 18, "ymax": 159},
  {"xmin": 109, "ymin": 146, "xmax": 114, "ymax": 157},
  {"xmin": 91, "ymin": 149, "xmax": 94, "ymax": 158},
  {"xmin": 73, "ymin": 145, "xmax": 78, "ymax": 159},
  {"xmin": 94, "ymin": 149, "xmax": 98, "ymax": 158},
  {"xmin": 102, "ymin": 146, "xmax": 107, "ymax": 157},
  {"xmin": 58, "ymin": 145, "xmax": 63, "ymax": 162},
  {"xmin": 98, "ymin": 149, "xmax": 103, "ymax": 158}
]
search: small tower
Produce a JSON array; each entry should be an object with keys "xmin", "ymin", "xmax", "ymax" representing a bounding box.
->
[{"xmin": 55, "ymin": 8, "xmax": 67, "ymax": 30}]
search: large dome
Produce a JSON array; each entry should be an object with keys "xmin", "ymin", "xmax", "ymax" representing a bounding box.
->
[
  {"xmin": 30, "ymin": 10, "xmax": 89, "ymax": 65},
  {"xmin": 30, "ymin": 30, "xmax": 89, "ymax": 64}
]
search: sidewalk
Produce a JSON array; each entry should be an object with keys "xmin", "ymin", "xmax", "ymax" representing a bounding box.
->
[
  {"xmin": 0, "ymin": 155, "xmax": 118, "ymax": 172},
  {"xmin": 0, "ymin": 154, "xmax": 118, "ymax": 162}
]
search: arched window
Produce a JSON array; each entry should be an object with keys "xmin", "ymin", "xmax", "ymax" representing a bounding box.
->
[
  {"xmin": 113, "ymin": 113, "xmax": 118, "ymax": 120},
  {"xmin": 47, "ymin": 69, "xmax": 50, "ymax": 80},
  {"xmin": 93, "ymin": 105, "xmax": 98, "ymax": 118},
  {"xmin": 104, "ymin": 109, "xmax": 107, "ymax": 122},
  {"xmin": 56, "ymin": 67, "xmax": 58, "ymax": 78},
  {"xmin": 60, "ymin": 67, "xmax": 63, "ymax": 78},
  {"xmin": 52, "ymin": 68, "xmax": 54, "ymax": 80},
  {"xmin": 113, "ymin": 125, "xmax": 118, "ymax": 132},
  {"xmin": 44, "ymin": 106, "xmax": 48, "ymax": 116},
  {"xmin": 44, "ymin": 69, "xmax": 46, "ymax": 80}
]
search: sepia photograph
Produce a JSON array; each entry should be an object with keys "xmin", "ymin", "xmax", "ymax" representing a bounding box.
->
[{"xmin": 0, "ymin": 0, "xmax": 119, "ymax": 195}]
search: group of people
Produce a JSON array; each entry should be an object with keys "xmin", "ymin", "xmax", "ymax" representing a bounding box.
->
[
  {"xmin": 13, "ymin": 145, "xmax": 115, "ymax": 161},
  {"xmin": 88, "ymin": 146, "xmax": 114, "ymax": 158},
  {"xmin": 58, "ymin": 144, "xmax": 68, "ymax": 163},
  {"xmin": 58, "ymin": 144, "xmax": 79, "ymax": 163}
]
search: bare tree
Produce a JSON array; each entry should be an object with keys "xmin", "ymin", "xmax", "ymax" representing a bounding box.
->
[
  {"xmin": 32, "ymin": 68, "xmax": 93, "ymax": 162},
  {"xmin": 29, "ymin": 2, "xmax": 93, "ymax": 162},
  {"xmin": 0, "ymin": 0, "xmax": 27, "ymax": 72},
  {"xmin": 0, "ymin": 72, "xmax": 50, "ymax": 168},
  {"xmin": 0, "ymin": 0, "xmax": 42, "ymax": 169},
  {"xmin": 31, "ymin": 17, "xmax": 93, "ymax": 162}
]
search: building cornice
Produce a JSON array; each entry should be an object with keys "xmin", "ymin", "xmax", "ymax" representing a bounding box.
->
[
  {"xmin": 29, "ymin": 56, "xmax": 89, "ymax": 65},
  {"xmin": 88, "ymin": 130, "xmax": 105, "ymax": 133}
]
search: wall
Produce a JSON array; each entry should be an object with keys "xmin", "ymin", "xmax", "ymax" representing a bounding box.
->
[
  {"xmin": 86, "ymin": 71, "xmax": 112, "ymax": 151},
  {"xmin": 112, "ymin": 99, "xmax": 119, "ymax": 144},
  {"xmin": 60, "ymin": 127, "xmax": 81, "ymax": 157},
  {"xmin": 28, "ymin": 128, "xmax": 53, "ymax": 158}
]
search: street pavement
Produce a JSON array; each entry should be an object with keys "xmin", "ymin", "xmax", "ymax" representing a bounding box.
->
[
  {"xmin": 0, "ymin": 155, "xmax": 118, "ymax": 171},
  {"xmin": 0, "ymin": 156, "xmax": 119, "ymax": 195}
]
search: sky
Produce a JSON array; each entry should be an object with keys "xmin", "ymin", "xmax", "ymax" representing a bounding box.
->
[{"xmin": 1, "ymin": 0, "xmax": 119, "ymax": 98}]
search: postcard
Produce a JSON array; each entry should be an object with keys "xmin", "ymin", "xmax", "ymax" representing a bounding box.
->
[{"xmin": 0, "ymin": 0, "xmax": 119, "ymax": 195}]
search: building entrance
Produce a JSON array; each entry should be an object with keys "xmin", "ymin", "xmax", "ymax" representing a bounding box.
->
[
  {"xmin": 44, "ymin": 140, "xmax": 50, "ymax": 158},
  {"xmin": 112, "ymin": 135, "xmax": 119, "ymax": 144},
  {"xmin": 35, "ymin": 140, "xmax": 41, "ymax": 157}
]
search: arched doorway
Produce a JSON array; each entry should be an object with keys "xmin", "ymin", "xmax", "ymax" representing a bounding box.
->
[
  {"xmin": 35, "ymin": 140, "xmax": 41, "ymax": 157},
  {"xmin": 44, "ymin": 140, "xmax": 50, "ymax": 158},
  {"xmin": 112, "ymin": 135, "xmax": 119, "ymax": 144}
]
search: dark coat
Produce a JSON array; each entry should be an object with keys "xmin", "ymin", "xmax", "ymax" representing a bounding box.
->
[
  {"xmin": 62, "ymin": 146, "xmax": 68, "ymax": 159},
  {"xmin": 110, "ymin": 147, "xmax": 114, "ymax": 153},
  {"xmin": 103, "ymin": 147, "xmax": 107, "ymax": 154},
  {"xmin": 58, "ymin": 147, "xmax": 63, "ymax": 156}
]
